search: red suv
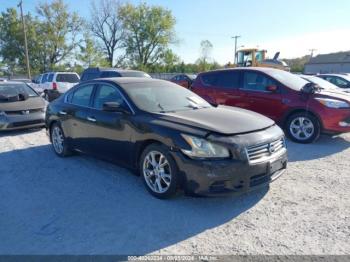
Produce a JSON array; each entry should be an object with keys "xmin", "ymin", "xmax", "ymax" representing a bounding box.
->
[{"xmin": 192, "ymin": 68, "xmax": 350, "ymax": 143}]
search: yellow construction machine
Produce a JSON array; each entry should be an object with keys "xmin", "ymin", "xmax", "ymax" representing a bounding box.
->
[{"xmin": 232, "ymin": 48, "xmax": 290, "ymax": 71}]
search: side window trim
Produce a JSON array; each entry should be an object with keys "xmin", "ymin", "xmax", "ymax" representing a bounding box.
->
[{"xmin": 91, "ymin": 83, "xmax": 135, "ymax": 114}]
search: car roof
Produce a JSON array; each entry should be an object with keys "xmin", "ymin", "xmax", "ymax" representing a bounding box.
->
[
  {"xmin": 99, "ymin": 77, "xmax": 161, "ymax": 84},
  {"xmin": 43, "ymin": 71, "xmax": 78, "ymax": 74},
  {"xmin": 200, "ymin": 67, "xmax": 282, "ymax": 74},
  {"xmin": 89, "ymin": 77, "xmax": 171, "ymax": 89}
]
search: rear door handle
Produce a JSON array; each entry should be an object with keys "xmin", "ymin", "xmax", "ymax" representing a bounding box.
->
[
  {"xmin": 59, "ymin": 111, "xmax": 67, "ymax": 115},
  {"xmin": 87, "ymin": 116, "xmax": 96, "ymax": 122}
]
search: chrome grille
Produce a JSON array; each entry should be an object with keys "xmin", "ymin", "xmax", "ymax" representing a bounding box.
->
[{"xmin": 246, "ymin": 137, "xmax": 286, "ymax": 163}]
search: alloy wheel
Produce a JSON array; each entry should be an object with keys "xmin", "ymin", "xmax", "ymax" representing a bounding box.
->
[
  {"xmin": 289, "ymin": 116, "xmax": 315, "ymax": 141},
  {"xmin": 52, "ymin": 126, "xmax": 64, "ymax": 154},
  {"xmin": 143, "ymin": 151, "xmax": 172, "ymax": 194}
]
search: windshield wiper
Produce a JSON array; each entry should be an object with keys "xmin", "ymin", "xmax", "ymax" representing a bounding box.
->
[{"xmin": 157, "ymin": 103, "xmax": 165, "ymax": 111}]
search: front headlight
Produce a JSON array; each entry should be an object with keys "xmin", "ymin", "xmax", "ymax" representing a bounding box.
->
[
  {"xmin": 181, "ymin": 134, "xmax": 230, "ymax": 159},
  {"xmin": 316, "ymin": 98, "xmax": 350, "ymax": 109}
]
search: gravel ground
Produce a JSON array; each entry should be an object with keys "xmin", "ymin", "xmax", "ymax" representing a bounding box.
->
[{"xmin": 0, "ymin": 128, "xmax": 349, "ymax": 255}]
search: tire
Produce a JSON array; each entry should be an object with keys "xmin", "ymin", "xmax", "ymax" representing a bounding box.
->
[
  {"xmin": 285, "ymin": 112, "xmax": 321, "ymax": 144},
  {"xmin": 50, "ymin": 123, "xmax": 72, "ymax": 157},
  {"xmin": 139, "ymin": 144, "xmax": 179, "ymax": 199}
]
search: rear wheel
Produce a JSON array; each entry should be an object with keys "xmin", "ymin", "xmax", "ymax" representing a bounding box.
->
[
  {"xmin": 140, "ymin": 144, "xmax": 179, "ymax": 199},
  {"xmin": 50, "ymin": 123, "xmax": 72, "ymax": 157},
  {"xmin": 285, "ymin": 113, "xmax": 320, "ymax": 143}
]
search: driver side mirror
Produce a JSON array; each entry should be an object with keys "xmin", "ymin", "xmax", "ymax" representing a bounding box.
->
[
  {"xmin": 102, "ymin": 102, "xmax": 130, "ymax": 114},
  {"xmin": 266, "ymin": 85, "xmax": 278, "ymax": 92}
]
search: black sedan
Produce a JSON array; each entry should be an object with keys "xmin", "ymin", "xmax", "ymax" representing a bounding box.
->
[
  {"xmin": 0, "ymin": 82, "xmax": 46, "ymax": 130},
  {"xmin": 45, "ymin": 78, "xmax": 287, "ymax": 199}
]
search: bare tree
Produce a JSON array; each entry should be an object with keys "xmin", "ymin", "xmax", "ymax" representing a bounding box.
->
[
  {"xmin": 89, "ymin": 0, "xmax": 124, "ymax": 67},
  {"xmin": 200, "ymin": 40, "xmax": 213, "ymax": 64},
  {"xmin": 197, "ymin": 40, "xmax": 213, "ymax": 71}
]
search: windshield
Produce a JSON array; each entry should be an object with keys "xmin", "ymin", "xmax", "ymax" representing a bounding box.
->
[
  {"xmin": 124, "ymin": 81, "xmax": 212, "ymax": 113},
  {"xmin": 302, "ymin": 76, "xmax": 339, "ymax": 90},
  {"xmin": 0, "ymin": 83, "xmax": 38, "ymax": 101},
  {"xmin": 268, "ymin": 70, "xmax": 309, "ymax": 91},
  {"xmin": 336, "ymin": 74, "xmax": 350, "ymax": 82},
  {"xmin": 56, "ymin": 73, "xmax": 80, "ymax": 83}
]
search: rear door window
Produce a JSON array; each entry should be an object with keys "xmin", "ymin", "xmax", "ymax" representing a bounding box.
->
[
  {"xmin": 242, "ymin": 71, "xmax": 277, "ymax": 91},
  {"xmin": 71, "ymin": 84, "xmax": 94, "ymax": 107},
  {"xmin": 47, "ymin": 73, "xmax": 54, "ymax": 82},
  {"xmin": 216, "ymin": 71, "xmax": 240, "ymax": 89},
  {"xmin": 41, "ymin": 74, "xmax": 48, "ymax": 83},
  {"xmin": 56, "ymin": 74, "xmax": 80, "ymax": 83},
  {"xmin": 201, "ymin": 73, "xmax": 218, "ymax": 86}
]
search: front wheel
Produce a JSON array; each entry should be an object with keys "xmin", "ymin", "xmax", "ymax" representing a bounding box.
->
[
  {"xmin": 285, "ymin": 113, "xmax": 320, "ymax": 143},
  {"xmin": 140, "ymin": 144, "xmax": 179, "ymax": 199}
]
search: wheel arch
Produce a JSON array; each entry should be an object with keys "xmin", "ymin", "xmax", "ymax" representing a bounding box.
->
[
  {"xmin": 135, "ymin": 139, "xmax": 164, "ymax": 173},
  {"xmin": 48, "ymin": 120, "xmax": 57, "ymax": 141},
  {"xmin": 282, "ymin": 108, "xmax": 323, "ymax": 131}
]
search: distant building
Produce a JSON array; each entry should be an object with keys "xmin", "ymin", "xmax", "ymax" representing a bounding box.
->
[{"xmin": 304, "ymin": 51, "xmax": 350, "ymax": 74}]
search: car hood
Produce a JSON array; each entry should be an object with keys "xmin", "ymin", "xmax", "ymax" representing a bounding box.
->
[
  {"xmin": 0, "ymin": 96, "xmax": 46, "ymax": 111},
  {"xmin": 317, "ymin": 89, "xmax": 350, "ymax": 102},
  {"xmin": 158, "ymin": 105, "xmax": 275, "ymax": 135}
]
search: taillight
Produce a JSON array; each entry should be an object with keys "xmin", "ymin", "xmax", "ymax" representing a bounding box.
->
[{"xmin": 52, "ymin": 82, "xmax": 57, "ymax": 90}]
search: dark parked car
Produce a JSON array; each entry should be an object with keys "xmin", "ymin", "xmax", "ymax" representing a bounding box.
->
[
  {"xmin": 191, "ymin": 68, "xmax": 350, "ymax": 143},
  {"xmin": 317, "ymin": 74, "xmax": 350, "ymax": 89},
  {"xmin": 46, "ymin": 78, "xmax": 287, "ymax": 199},
  {"xmin": 0, "ymin": 82, "xmax": 46, "ymax": 130},
  {"xmin": 80, "ymin": 68, "xmax": 151, "ymax": 82},
  {"xmin": 170, "ymin": 74, "xmax": 197, "ymax": 88}
]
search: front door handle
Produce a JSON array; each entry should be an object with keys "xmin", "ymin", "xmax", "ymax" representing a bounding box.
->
[
  {"xmin": 87, "ymin": 116, "xmax": 96, "ymax": 122},
  {"xmin": 59, "ymin": 110, "xmax": 67, "ymax": 115}
]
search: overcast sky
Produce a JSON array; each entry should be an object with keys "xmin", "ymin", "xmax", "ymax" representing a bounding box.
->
[{"xmin": 1, "ymin": 0, "xmax": 350, "ymax": 64}]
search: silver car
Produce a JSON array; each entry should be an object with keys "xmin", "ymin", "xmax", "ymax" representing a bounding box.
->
[{"xmin": 0, "ymin": 82, "xmax": 46, "ymax": 130}]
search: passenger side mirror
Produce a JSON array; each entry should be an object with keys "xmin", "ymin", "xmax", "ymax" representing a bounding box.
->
[
  {"xmin": 266, "ymin": 85, "xmax": 278, "ymax": 92},
  {"xmin": 102, "ymin": 102, "xmax": 130, "ymax": 114}
]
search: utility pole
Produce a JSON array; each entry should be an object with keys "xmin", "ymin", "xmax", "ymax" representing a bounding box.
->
[
  {"xmin": 309, "ymin": 49, "xmax": 317, "ymax": 60},
  {"xmin": 232, "ymin": 35, "xmax": 241, "ymax": 64},
  {"xmin": 18, "ymin": 0, "xmax": 31, "ymax": 79}
]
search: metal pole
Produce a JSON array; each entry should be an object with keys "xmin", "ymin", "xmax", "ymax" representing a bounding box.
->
[
  {"xmin": 309, "ymin": 49, "xmax": 317, "ymax": 60},
  {"xmin": 18, "ymin": 0, "xmax": 31, "ymax": 79},
  {"xmin": 232, "ymin": 35, "xmax": 241, "ymax": 64}
]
